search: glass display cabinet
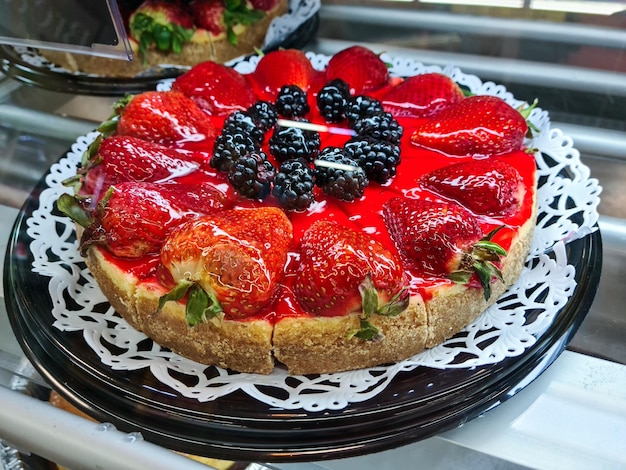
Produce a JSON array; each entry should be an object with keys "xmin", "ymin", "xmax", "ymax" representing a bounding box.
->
[{"xmin": 1, "ymin": 1, "xmax": 624, "ymax": 469}]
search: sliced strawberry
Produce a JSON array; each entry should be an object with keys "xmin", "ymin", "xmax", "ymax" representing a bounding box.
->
[
  {"xmin": 58, "ymin": 181, "xmax": 228, "ymax": 259},
  {"xmin": 159, "ymin": 207, "xmax": 293, "ymax": 322},
  {"xmin": 250, "ymin": 49, "xmax": 318, "ymax": 101},
  {"xmin": 75, "ymin": 135, "xmax": 203, "ymax": 198},
  {"xmin": 421, "ymin": 159, "xmax": 525, "ymax": 217},
  {"xmin": 382, "ymin": 73, "xmax": 464, "ymax": 118},
  {"xmin": 410, "ymin": 95, "xmax": 533, "ymax": 157},
  {"xmin": 294, "ymin": 220, "xmax": 409, "ymax": 338},
  {"xmin": 172, "ymin": 60, "xmax": 257, "ymax": 115},
  {"xmin": 129, "ymin": 1, "xmax": 195, "ymax": 58},
  {"xmin": 324, "ymin": 46, "xmax": 390, "ymax": 95},
  {"xmin": 99, "ymin": 91, "xmax": 216, "ymax": 149},
  {"xmin": 382, "ymin": 197, "xmax": 506, "ymax": 300}
]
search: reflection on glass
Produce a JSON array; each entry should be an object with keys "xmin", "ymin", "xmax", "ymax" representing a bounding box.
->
[
  {"xmin": 418, "ymin": 0, "xmax": 625, "ymax": 15},
  {"xmin": 530, "ymin": 1, "xmax": 626, "ymax": 14},
  {"xmin": 418, "ymin": 0, "xmax": 523, "ymax": 6},
  {"xmin": 0, "ymin": 0, "xmax": 132, "ymax": 60}
]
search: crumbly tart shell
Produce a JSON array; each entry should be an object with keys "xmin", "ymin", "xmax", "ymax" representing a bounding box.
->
[
  {"xmin": 39, "ymin": 0, "xmax": 288, "ymax": 79},
  {"xmin": 82, "ymin": 197, "xmax": 536, "ymax": 376}
]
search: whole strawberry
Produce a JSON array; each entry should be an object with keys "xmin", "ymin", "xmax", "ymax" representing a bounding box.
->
[
  {"xmin": 250, "ymin": 49, "xmax": 318, "ymax": 101},
  {"xmin": 155, "ymin": 181, "xmax": 230, "ymax": 214},
  {"xmin": 382, "ymin": 73, "xmax": 464, "ymax": 118},
  {"xmin": 188, "ymin": 0, "xmax": 226, "ymax": 36},
  {"xmin": 189, "ymin": 0, "xmax": 263, "ymax": 45},
  {"xmin": 383, "ymin": 197, "xmax": 507, "ymax": 299},
  {"xmin": 99, "ymin": 91, "xmax": 216, "ymax": 149},
  {"xmin": 59, "ymin": 181, "xmax": 228, "ymax": 259},
  {"xmin": 172, "ymin": 60, "xmax": 257, "ymax": 115},
  {"xmin": 129, "ymin": 1, "xmax": 195, "ymax": 58},
  {"xmin": 325, "ymin": 46, "xmax": 389, "ymax": 95},
  {"xmin": 294, "ymin": 220, "xmax": 409, "ymax": 328},
  {"xmin": 76, "ymin": 135, "xmax": 203, "ymax": 198},
  {"xmin": 159, "ymin": 207, "xmax": 293, "ymax": 322},
  {"xmin": 421, "ymin": 159, "xmax": 524, "ymax": 217},
  {"xmin": 249, "ymin": 0, "xmax": 281, "ymax": 10},
  {"xmin": 410, "ymin": 95, "xmax": 532, "ymax": 157}
]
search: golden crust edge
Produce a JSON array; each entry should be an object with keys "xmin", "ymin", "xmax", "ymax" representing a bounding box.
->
[
  {"xmin": 82, "ymin": 204, "xmax": 536, "ymax": 376},
  {"xmin": 79, "ymin": 170, "xmax": 538, "ymax": 376},
  {"xmin": 273, "ymin": 298, "xmax": 428, "ymax": 375},
  {"xmin": 424, "ymin": 202, "xmax": 537, "ymax": 348},
  {"xmin": 274, "ymin": 183, "xmax": 539, "ymax": 374},
  {"xmin": 84, "ymin": 246, "xmax": 275, "ymax": 374}
]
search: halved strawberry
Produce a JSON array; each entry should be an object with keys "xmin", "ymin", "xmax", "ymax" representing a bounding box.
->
[
  {"xmin": 159, "ymin": 207, "xmax": 293, "ymax": 322},
  {"xmin": 410, "ymin": 95, "xmax": 535, "ymax": 157},
  {"xmin": 58, "ymin": 181, "xmax": 228, "ymax": 259},
  {"xmin": 172, "ymin": 60, "xmax": 257, "ymax": 115},
  {"xmin": 382, "ymin": 197, "xmax": 506, "ymax": 300},
  {"xmin": 129, "ymin": 1, "xmax": 195, "ymax": 59},
  {"xmin": 382, "ymin": 73, "xmax": 464, "ymax": 118},
  {"xmin": 294, "ymin": 220, "xmax": 409, "ymax": 339},
  {"xmin": 99, "ymin": 91, "xmax": 216, "ymax": 149},
  {"xmin": 420, "ymin": 159, "xmax": 525, "ymax": 217},
  {"xmin": 324, "ymin": 46, "xmax": 390, "ymax": 95},
  {"xmin": 72, "ymin": 135, "xmax": 203, "ymax": 198},
  {"xmin": 250, "ymin": 49, "xmax": 318, "ymax": 101}
]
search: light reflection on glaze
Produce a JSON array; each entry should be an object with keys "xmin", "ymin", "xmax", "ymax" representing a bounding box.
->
[{"xmin": 105, "ymin": 113, "xmax": 537, "ymax": 321}]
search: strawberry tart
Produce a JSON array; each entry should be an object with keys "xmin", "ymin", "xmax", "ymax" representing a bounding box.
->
[
  {"xmin": 39, "ymin": 0, "xmax": 289, "ymax": 78},
  {"xmin": 59, "ymin": 46, "xmax": 538, "ymax": 375}
]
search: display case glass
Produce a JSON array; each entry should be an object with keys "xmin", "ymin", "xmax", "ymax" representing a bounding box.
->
[
  {"xmin": 0, "ymin": 0, "xmax": 132, "ymax": 59},
  {"xmin": 1, "ymin": 1, "xmax": 625, "ymax": 469}
]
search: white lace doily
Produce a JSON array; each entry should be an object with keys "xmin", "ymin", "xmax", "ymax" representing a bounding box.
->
[
  {"xmin": 10, "ymin": 0, "xmax": 320, "ymax": 78},
  {"xmin": 262, "ymin": 0, "xmax": 320, "ymax": 51},
  {"xmin": 26, "ymin": 55, "xmax": 601, "ymax": 412}
]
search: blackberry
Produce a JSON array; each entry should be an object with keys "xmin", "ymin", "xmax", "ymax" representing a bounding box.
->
[
  {"xmin": 211, "ymin": 132, "xmax": 259, "ymax": 172},
  {"xmin": 247, "ymin": 101, "xmax": 278, "ymax": 133},
  {"xmin": 353, "ymin": 112, "xmax": 403, "ymax": 144},
  {"xmin": 269, "ymin": 124, "xmax": 321, "ymax": 163},
  {"xmin": 222, "ymin": 111, "xmax": 265, "ymax": 144},
  {"xmin": 275, "ymin": 85, "xmax": 310, "ymax": 118},
  {"xmin": 272, "ymin": 158, "xmax": 316, "ymax": 211},
  {"xmin": 345, "ymin": 95, "xmax": 384, "ymax": 125},
  {"xmin": 316, "ymin": 79, "xmax": 350, "ymax": 123},
  {"xmin": 344, "ymin": 136, "xmax": 401, "ymax": 184},
  {"xmin": 227, "ymin": 150, "xmax": 275, "ymax": 200},
  {"xmin": 314, "ymin": 147, "xmax": 368, "ymax": 202}
]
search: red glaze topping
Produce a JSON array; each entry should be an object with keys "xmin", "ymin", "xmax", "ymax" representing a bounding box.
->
[
  {"xmin": 80, "ymin": 48, "xmax": 537, "ymax": 324},
  {"xmin": 96, "ymin": 115, "xmax": 536, "ymax": 321}
]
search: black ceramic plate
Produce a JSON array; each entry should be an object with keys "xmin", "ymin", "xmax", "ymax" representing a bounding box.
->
[
  {"xmin": 0, "ymin": 14, "xmax": 318, "ymax": 96},
  {"xmin": 3, "ymin": 160, "xmax": 602, "ymax": 462}
]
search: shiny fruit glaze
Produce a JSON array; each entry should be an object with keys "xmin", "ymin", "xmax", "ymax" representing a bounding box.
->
[{"xmin": 98, "ymin": 91, "xmax": 537, "ymax": 324}]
